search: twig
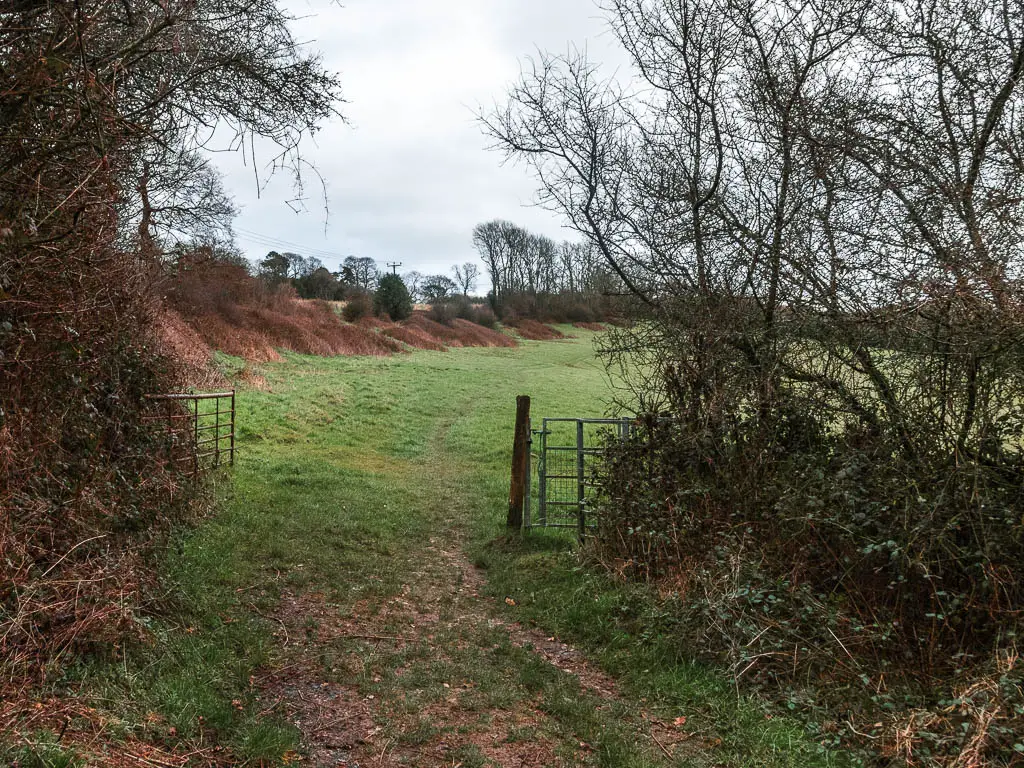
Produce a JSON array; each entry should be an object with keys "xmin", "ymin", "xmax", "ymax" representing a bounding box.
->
[
  {"xmin": 650, "ymin": 729, "xmax": 674, "ymax": 759},
  {"xmin": 827, "ymin": 627, "xmax": 859, "ymax": 666},
  {"xmin": 126, "ymin": 751, "xmax": 185, "ymax": 768},
  {"xmin": 377, "ymin": 737, "xmax": 393, "ymax": 764},
  {"xmin": 40, "ymin": 534, "xmax": 108, "ymax": 579},
  {"xmin": 245, "ymin": 604, "xmax": 290, "ymax": 646},
  {"xmin": 314, "ymin": 712, "xmax": 357, "ymax": 732}
]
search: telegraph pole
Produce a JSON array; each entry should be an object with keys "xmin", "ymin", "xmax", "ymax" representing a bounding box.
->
[{"xmin": 387, "ymin": 262, "xmax": 402, "ymax": 275}]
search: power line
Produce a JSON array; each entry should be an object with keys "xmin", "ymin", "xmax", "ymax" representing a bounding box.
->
[
  {"xmin": 235, "ymin": 234, "xmax": 344, "ymax": 262},
  {"xmin": 233, "ymin": 226, "xmax": 348, "ymax": 262}
]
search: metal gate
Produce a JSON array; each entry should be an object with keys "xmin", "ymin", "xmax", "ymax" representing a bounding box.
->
[
  {"xmin": 529, "ymin": 417, "xmax": 633, "ymax": 532},
  {"xmin": 143, "ymin": 391, "xmax": 236, "ymax": 475}
]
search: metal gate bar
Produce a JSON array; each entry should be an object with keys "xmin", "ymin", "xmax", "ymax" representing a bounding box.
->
[
  {"xmin": 530, "ymin": 417, "xmax": 633, "ymax": 532},
  {"xmin": 142, "ymin": 391, "xmax": 236, "ymax": 475}
]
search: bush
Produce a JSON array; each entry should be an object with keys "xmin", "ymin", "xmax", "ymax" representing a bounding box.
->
[
  {"xmin": 470, "ymin": 305, "xmax": 497, "ymax": 328},
  {"xmin": 593, "ymin": 409, "xmax": 1024, "ymax": 764},
  {"xmin": 342, "ymin": 291, "xmax": 372, "ymax": 322},
  {"xmin": 427, "ymin": 300, "xmax": 458, "ymax": 326},
  {"xmin": 2, "ymin": 225, "xmax": 204, "ymax": 679},
  {"xmin": 451, "ymin": 295, "xmax": 475, "ymax": 320},
  {"xmin": 497, "ymin": 292, "xmax": 537, "ymax": 322},
  {"xmin": 490, "ymin": 290, "xmax": 612, "ymax": 324},
  {"xmin": 563, "ymin": 301, "xmax": 596, "ymax": 323},
  {"xmin": 374, "ymin": 273, "xmax": 412, "ymax": 321},
  {"xmin": 425, "ymin": 296, "xmax": 497, "ymax": 328}
]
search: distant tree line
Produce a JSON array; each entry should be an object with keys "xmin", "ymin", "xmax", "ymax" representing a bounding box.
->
[
  {"xmin": 245, "ymin": 249, "xmax": 496, "ymax": 326},
  {"xmin": 471, "ymin": 220, "xmax": 620, "ymax": 321},
  {"xmin": 247, "ymin": 225, "xmax": 623, "ymax": 325}
]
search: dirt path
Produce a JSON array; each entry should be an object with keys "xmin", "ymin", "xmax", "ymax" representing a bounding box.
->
[
  {"xmin": 254, "ymin": 421, "xmax": 696, "ymax": 767},
  {"xmin": 258, "ymin": 547, "xmax": 596, "ymax": 766}
]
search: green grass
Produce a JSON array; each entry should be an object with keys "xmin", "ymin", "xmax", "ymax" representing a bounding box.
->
[
  {"xmin": 19, "ymin": 329, "xmax": 851, "ymax": 765},
  {"xmin": 1, "ymin": 733, "xmax": 83, "ymax": 768}
]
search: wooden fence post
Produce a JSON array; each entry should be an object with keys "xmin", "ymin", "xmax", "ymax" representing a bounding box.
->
[{"xmin": 507, "ymin": 395, "xmax": 531, "ymax": 529}]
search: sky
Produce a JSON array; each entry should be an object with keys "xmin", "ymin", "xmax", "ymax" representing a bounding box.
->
[{"xmin": 211, "ymin": 0, "xmax": 625, "ymax": 279}]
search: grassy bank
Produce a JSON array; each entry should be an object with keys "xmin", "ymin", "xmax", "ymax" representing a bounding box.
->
[{"xmin": 6, "ymin": 330, "xmax": 848, "ymax": 766}]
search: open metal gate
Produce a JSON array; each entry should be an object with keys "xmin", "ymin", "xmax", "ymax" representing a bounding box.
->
[
  {"xmin": 143, "ymin": 391, "xmax": 236, "ymax": 475},
  {"xmin": 528, "ymin": 417, "xmax": 633, "ymax": 533}
]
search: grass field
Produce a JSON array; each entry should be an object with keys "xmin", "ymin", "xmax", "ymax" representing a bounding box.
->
[{"xmin": 7, "ymin": 330, "xmax": 849, "ymax": 766}]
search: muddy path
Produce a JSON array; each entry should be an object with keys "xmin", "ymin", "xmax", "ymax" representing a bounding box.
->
[
  {"xmin": 258, "ymin": 541, "xmax": 697, "ymax": 767},
  {"xmin": 253, "ymin": 422, "xmax": 699, "ymax": 767}
]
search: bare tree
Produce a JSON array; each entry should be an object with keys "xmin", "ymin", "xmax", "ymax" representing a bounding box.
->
[
  {"xmin": 472, "ymin": 220, "xmax": 521, "ymax": 302},
  {"xmin": 484, "ymin": 0, "xmax": 899, "ymax": 428},
  {"xmin": 130, "ymin": 149, "xmax": 237, "ymax": 256},
  {"xmin": 452, "ymin": 262, "xmax": 480, "ymax": 296},
  {"xmin": 421, "ymin": 275, "xmax": 458, "ymax": 303},
  {"xmin": 484, "ymin": 1, "xmax": 1024, "ymax": 758},
  {"xmin": 402, "ymin": 270, "xmax": 426, "ymax": 302},
  {"xmin": 342, "ymin": 256, "xmax": 379, "ymax": 292}
]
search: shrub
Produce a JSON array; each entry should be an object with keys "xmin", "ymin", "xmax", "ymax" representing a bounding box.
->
[
  {"xmin": 563, "ymin": 301, "xmax": 596, "ymax": 323},
  {"xmin": 374, "ymin": 273, "xmax": 412, "ymax": 321},
  {"xmin": 498, "ymin": 292, "xmax": 537, "ymax": 322},
  {"xmin": 342, "ymin": 291, "xmax": 372, "ymax": 322},
  {"xmin": 427, "ymin": 300, "xmax": 458, "ymax": 326},
  {"xmin": 425, "ymin": 297, "xmax": 498, "ymax": 328},
  {"xmin": 470, "ymin": 305, "xmax": 497, "ymax": 329},
  {"xmin": 450, "ymin": 295, "xmax": 474, "ymax": 320},
  {"xmin": 593, "ymin": 408, "xmax": 1024, "ymax": 764}
]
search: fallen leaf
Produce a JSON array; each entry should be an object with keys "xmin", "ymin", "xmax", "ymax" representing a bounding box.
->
[{"xmin": 673, "ymin": 716, "xmax": 687, "ymax": 727}]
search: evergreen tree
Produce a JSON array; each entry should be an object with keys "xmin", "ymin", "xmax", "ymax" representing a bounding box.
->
[{"xmin": 374, "ymin": 273, "xmax": 413, "ymax": 320}]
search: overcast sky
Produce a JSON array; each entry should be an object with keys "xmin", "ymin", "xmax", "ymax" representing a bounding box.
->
[{"xmin": 211, "ymin": 1, "xmax": 624, "ymax": 278}]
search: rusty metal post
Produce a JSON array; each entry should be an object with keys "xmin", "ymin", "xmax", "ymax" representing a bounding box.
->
[{"xmin": 507, "ymin": 395, "xmax": 531, "ymax": 529}]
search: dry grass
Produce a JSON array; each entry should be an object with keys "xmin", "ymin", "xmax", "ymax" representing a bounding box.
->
[
  {"xmin": 1, "ymin": 547, "xmax": 153, "ymax": 685},
  {"xmin": 166, "ymin": 265, "xmax": 520, "ymax": 360},
  {"xmin": 449, "ymin": 318, "xmax": 518, "ymax": 347},
  {"xmin": 403, "ymin": 313, "xmax": 517, "ymax": 349},
  {"xmin": 509, "ymin": 319, "xmax": 567, "ymax": 340},
  {"xmin": 382, "ymin": 312, "xmax": 518, "ymax": 351},
  {"xmin": 572, "ymin": 321, "xmax": 607, "ymax": 331},
  {"xmin": 168, "ymin": 263, "xmax": 404, "ymax": 359},
  {"xmin": 195, "ymin": 301, "xmax": 404, "ymax": 359},
  {"xmin": 0, "ymin": 694, "xmax": 235, "ymax": 766},
  {"xmin": 237, "ymin": 365, "xmax": 272, "ymax": 391},
  {"xmin": 405, "ymin": 313, "xmax": 476, "ymax": 347},
  {"xmin": 382, "ymin": 324, "xmax": 448, "ymax": 351},
  {"xmin": 356, "ymin": 315, "xmax": 392, "ymax": 331},
  {"xmin": 156, "ymin": 309, "xmax": 227, "ymax": 388}
]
